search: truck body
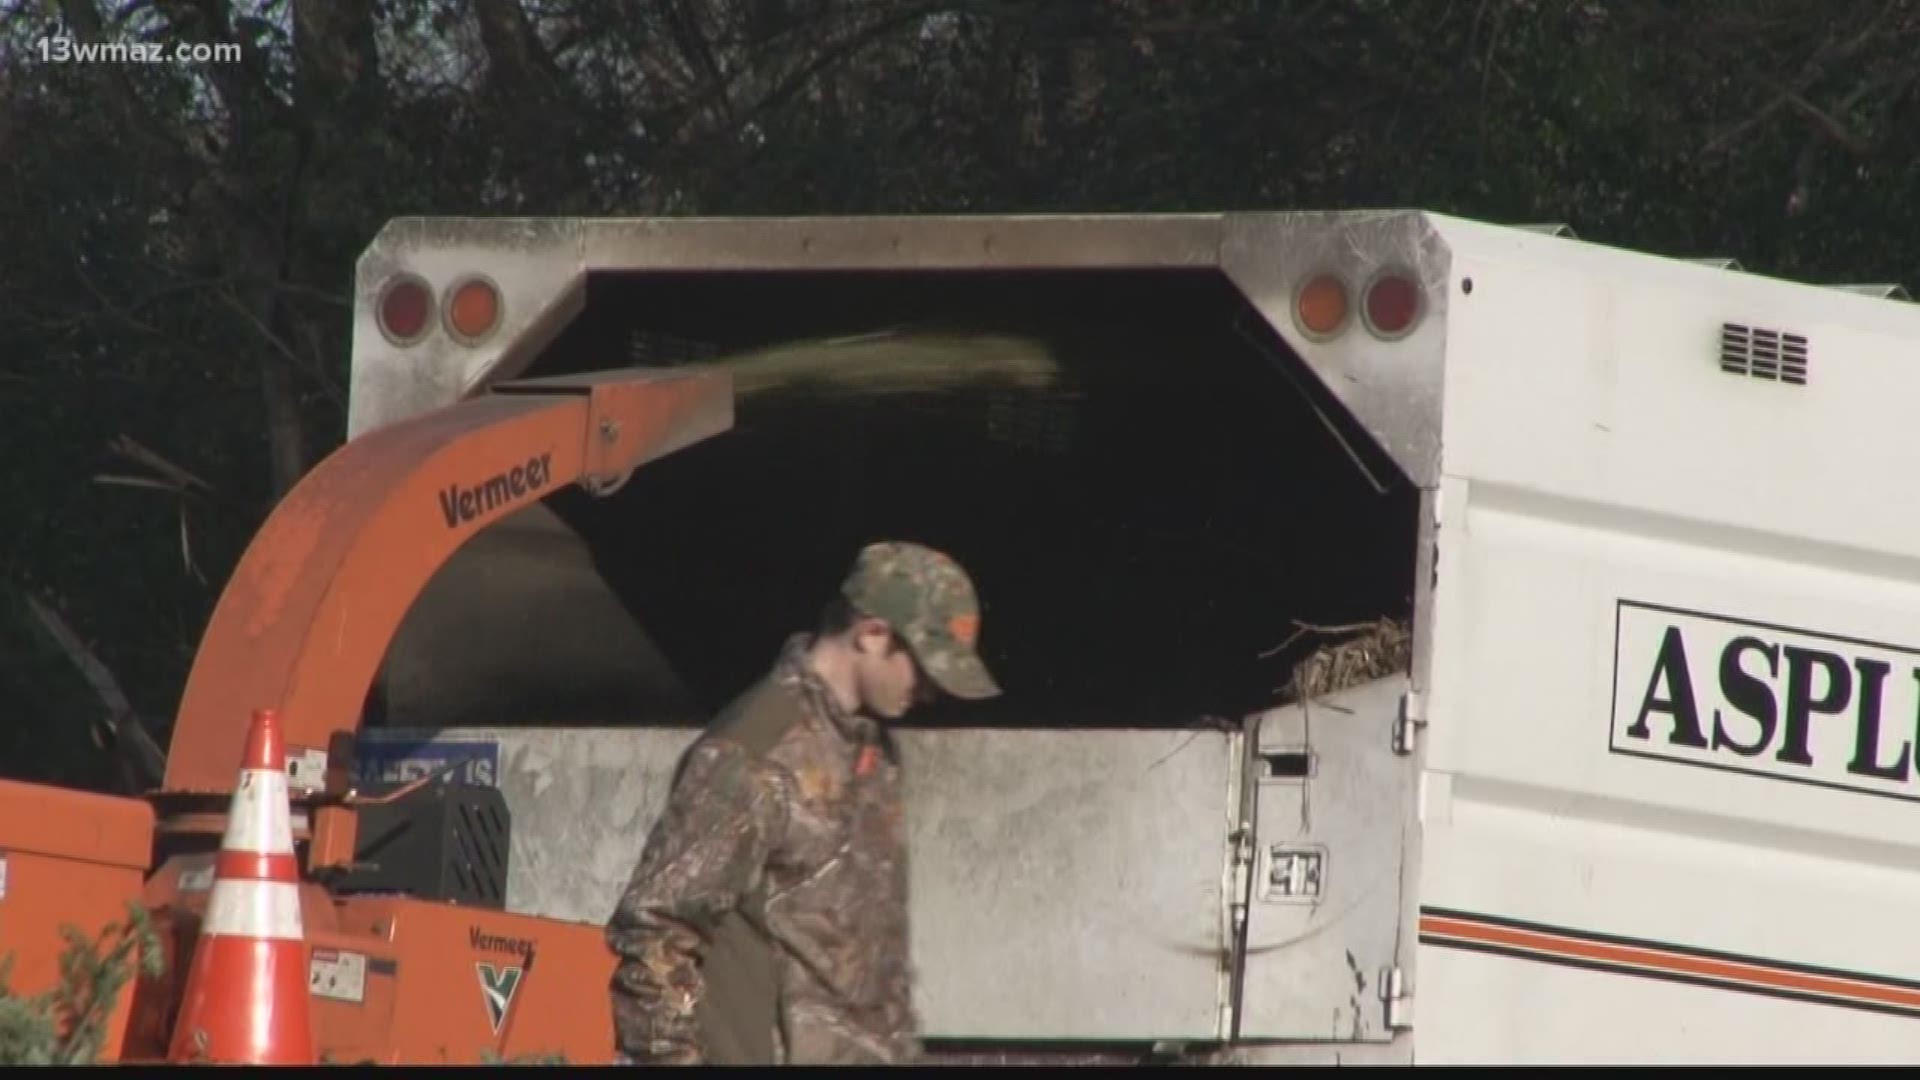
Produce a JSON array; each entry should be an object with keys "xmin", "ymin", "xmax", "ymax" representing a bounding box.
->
[
  {"xmin": 336, "ymin": 211, "xmax": 1920, "ymax": 1064},
  {"xmin": 9, "ymin": 210, "xmax": 1920, "ymax": 1064}
]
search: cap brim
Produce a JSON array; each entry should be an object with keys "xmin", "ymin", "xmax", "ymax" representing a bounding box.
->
[
  {"xmin": 905, "ymin": 632, "xmax": 1003, "ymax": 701},
  {"xmin": 928, "ymin": 650, "xmax": 1002, "ymax": 701}
]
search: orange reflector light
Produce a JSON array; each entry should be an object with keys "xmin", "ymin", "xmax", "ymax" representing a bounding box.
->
[
  {"xmin": 1295, "ymin": 273, "xmax": 1349, "ymax": 337},
  {"xmin": 377, "ymin": 275, "xmax": 431, "ymax": 345},
  {"xmin": 1364, "ymin": 272, "xmax": 1422, "ymax": 338},
  {"xmin": 445, "ymin": 276, "xmax": 501, "ymax": 343}
]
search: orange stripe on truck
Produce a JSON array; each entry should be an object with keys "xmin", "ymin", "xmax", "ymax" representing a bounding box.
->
[{"xmin": 1419, "ymin": 908, "xmax": 1920, "ymax": 1017}]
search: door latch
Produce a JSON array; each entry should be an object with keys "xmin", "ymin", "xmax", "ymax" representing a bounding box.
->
[{"xmin": 1259, "ymin": 845, "xmax": 1325, "ymax": 902}]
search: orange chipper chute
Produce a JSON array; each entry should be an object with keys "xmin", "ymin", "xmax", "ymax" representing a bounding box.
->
[{"xmin": 159, "ymin": 369, "xmax": 733, "ymax": 799}]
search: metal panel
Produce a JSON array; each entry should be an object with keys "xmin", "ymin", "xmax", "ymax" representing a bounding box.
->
[
  {"xmin": 578, "ymin": 214, "xmax": 1225, "ymax": 271},
  {"xmin": 1414, "ymin": 467, "xmax": 1920, "ymax": 1062},
  {"xmin": 901, "ymin": 729, "xmax": 1238, "ymax": 1042},
  {"xmin": 1218, "ymin": 210, "xmax": 1451, "ymax": 487},
  {"xmin": 350, "ymin": 214, "xmax": 1224, "ymax": 436},
  {"xmin": 357, "ymin": 726, "xmax": 1239, "ymax": 1041},
  {"xmin": 1236, "ymin": 675, "xmax": 1414, "ymax": 1041},
  {"xmin": 349, "ymin": 217, "xmax": 585, "ymax": 438},
  {"xmin": 1428, "ymin": 211, "xmax": 1920, "ymax": 571},
  {"xmin": 1829, "ymin": 283, "xmax": 1911, "ymax": 300},
  {"xmin": 350, "ymin": 212, "xmax": 1457, "ymax": 492}
]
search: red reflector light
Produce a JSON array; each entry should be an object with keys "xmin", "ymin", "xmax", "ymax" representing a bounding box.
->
[
  {"xmin": 1295, "ymin": 273, "xmax": 1350, "ymax": 338},
  {"xmin": 444, "ymin": 276, "xmax": 502, "ymax": 344},
  {"xmin": 377, "ymin": 275, "xmax": 432, "ymax": 345},
  {"xmin": 1363, "ymin": 272, "xmax": 1423, "ymax": 338}
]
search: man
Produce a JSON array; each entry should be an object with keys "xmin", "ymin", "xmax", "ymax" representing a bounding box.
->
[{"xmin": 605, "ymin": 541, "xmax": 1002, "ymax": 1065}]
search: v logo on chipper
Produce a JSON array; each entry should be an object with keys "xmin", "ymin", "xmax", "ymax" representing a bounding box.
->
[{"xmin": 476, "ymin": 961, "xmax": 525, "ymax": 1034}]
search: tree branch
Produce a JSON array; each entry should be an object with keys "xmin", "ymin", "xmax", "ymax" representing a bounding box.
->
[
  {"xmin": 22, "ymin": 592, "xmax": 167, "ymax": 791},
  {"xmin": 218, "ymin": 285, "xmax": 345, "ymax": 406},
  {"xmin": 665, "ymin": 0, "xmax": 737, "ymax": 131},
  {"xmin": 1781, "ymin": 90, "xmax": 1873, "ymax": 155},
  {"xmin": 107, "ymin": 433, "xmax": 215, "ymax": 494},
  {"xmin": 699, "ymin": 3, "xmax": 943, "ymax": 148},
  {"xmin": 1703, "ymin": 96, "xmax": 1790, "ymax": 155}
]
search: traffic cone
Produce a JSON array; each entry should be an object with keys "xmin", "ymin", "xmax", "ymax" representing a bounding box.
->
[{"xmin": 167, "ymin": 707, "xmax": 315, "ymax": 1064}]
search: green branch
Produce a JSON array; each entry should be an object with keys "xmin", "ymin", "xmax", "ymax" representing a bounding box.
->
[{"xmin": 0, "ymin": 902, "xmax": 164, "ymax": 1066}]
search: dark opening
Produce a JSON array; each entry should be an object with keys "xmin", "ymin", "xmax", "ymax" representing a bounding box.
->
[
  {"xmin": 1260, "ymin": 751, "xmax": 1314, "ymax": 780},
  {"xmin": 375, "ymin": 269, "xmax": 1419, "ymax": 731}
]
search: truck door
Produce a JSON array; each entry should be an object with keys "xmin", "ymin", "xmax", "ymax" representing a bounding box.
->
[
  {"xmin": 1232, "ymin": 674, "xmax": 1417, "ymax": 1042},
  {"xmin": 902, "ymin": 729, "xmax": 1243, "ymax": 1042}
]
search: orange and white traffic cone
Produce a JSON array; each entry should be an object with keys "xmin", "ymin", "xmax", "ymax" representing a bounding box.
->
[{"xmin": 167, "ymin": 707, "xmax": 315, "ymax": 1065}]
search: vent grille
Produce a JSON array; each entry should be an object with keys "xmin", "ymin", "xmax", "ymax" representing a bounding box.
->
[
  {"xmin": 1720, "ymin": 323, "xmax": 1809, "ymax": 386},
  {"xmin": 456, "ymin": 798, "xmax": 510, "ymax": 907}
]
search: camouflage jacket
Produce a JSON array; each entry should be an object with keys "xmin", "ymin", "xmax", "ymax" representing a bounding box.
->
[{"xmin": 605, "ymin": 635, "xmax": 919, "ymax": 1065}]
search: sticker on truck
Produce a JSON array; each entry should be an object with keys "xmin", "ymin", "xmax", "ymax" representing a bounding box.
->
[
  {"xmin": 285, "ymin": 746, "xmax": 329, "ymax": 793},
  {"xmin": 353, "ymin": 736, "xmax": 499, "ymax": 788},
  {"xmin": 309, "ymin": 948, "xmax": 368, "ymax": 1004},
  {"xmin": 1612, "ymin": 600, "xmax": 1920, "ymax": 801}
]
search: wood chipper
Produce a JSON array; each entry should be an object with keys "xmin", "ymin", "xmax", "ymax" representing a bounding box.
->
[
  {"xmin": 4, "ymin": 364, "xmax": 735, "ymax": 1063},
  {"xmin": 7, "ymin": 211, "xmax": 1920, "ymax": 1065}
]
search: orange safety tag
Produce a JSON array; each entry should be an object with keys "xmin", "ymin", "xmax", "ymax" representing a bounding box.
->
[{"xmin": 855, "ymin": 745, "xmax": 881, "ymax": 777}]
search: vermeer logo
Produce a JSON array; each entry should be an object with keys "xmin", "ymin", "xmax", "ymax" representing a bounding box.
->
[
  {"xmin": 469, "ymin": 926, "xmax": 535, "ymax": 959},
  {"xmin": 476, "ymin": 961, "xmax": 524, "ymax": 1034},
  {"xmin": 438, "ymin": 452, "xmax": 552, "ymax": 528},
  {"xmin": 1612, "ymin": 600, "xmax": 1920, "ymax": 801}
]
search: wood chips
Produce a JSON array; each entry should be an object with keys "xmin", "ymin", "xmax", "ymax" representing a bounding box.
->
[{"xmin": 1274, "ymin": 617, "xmax": 1412, "ymax": 705}]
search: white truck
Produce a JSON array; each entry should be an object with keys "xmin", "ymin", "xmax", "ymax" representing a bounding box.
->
[{"xmin": 340, "ymin": 210, "xmax": 1920, "ymax": 1064}]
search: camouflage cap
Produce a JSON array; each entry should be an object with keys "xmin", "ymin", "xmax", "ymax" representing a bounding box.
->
[{"xmin": 840, "ymin": 541, "xmax": 1001, "ymax": 701}]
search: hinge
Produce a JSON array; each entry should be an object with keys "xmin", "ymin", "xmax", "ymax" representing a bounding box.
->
[
  {"xmin": 1222, "ymin": 826, "xmax": 1254, "ymax": 1040},
  {"xmin": 1229, "ymin": 828, "xmax": 1254, "ymax": 926},
  {"xmin": 1394, "ymin": 690, "xmax": 1427, "ymax": 755},
  {"xmin": 1383, "ymin": 966, "xmax": 1412, "ymax": 1030}
]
